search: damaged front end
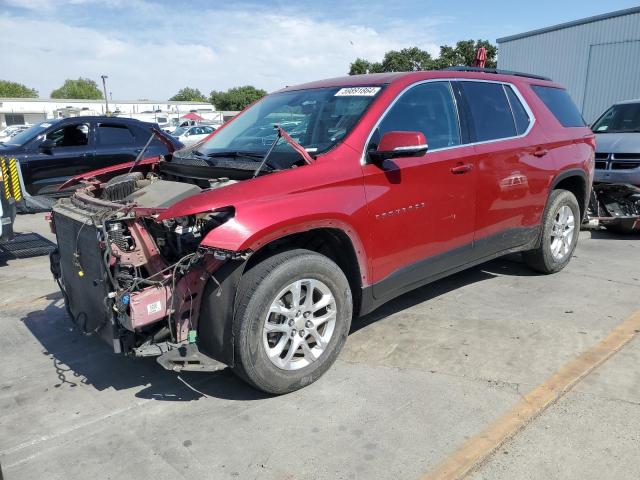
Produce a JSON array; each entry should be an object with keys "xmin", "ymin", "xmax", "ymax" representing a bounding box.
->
[
  {"xmin": 588, "ymin": 183, "xmax": 640, "ymax": 233},
  {"xmin": 49, "ymin": 169, "xmax": 250, "ymax": 371}
]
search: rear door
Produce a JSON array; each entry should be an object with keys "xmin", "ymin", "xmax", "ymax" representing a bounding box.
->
[
  {"xmin": 362, "ymin": 80, "xmax": 477, "ymax": 301},
  {"xmin": 93, "ymin": 121, "xmax": 140, "ymax": 169},
  {"xmin": 458, "ymin": 80, "xmax": 548, "ymax": 255}
]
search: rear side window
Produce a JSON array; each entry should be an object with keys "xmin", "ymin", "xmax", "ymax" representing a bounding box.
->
[
  {"xmin": 531, "ymin": 85, "xmax": 585, "ymax": 127},
  {"xmin": 505, "ymin": 86, "xmax": 531, "ymax": 135},
  {"xmin": 460, "ymin": 82, "xmax": 517, "ymax": 141},
  {"xmin": 97, "ymin": 123, "xmax": 135, "ymax": 145}
]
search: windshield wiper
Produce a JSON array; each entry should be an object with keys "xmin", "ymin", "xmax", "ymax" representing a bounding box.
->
[{"xmin": 252, "ymin": 125, "xmax": 315, "ymax": 178}]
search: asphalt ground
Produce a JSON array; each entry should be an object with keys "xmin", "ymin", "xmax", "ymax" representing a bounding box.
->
[{"xmin": 1, "ymin": 214, "xmax": 638, "ymax": 480}]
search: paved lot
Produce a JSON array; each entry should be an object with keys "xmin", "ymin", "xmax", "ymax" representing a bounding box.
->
[{"xmin": 1, "ymin": 214, "xmax": 638, "ymax": 480}]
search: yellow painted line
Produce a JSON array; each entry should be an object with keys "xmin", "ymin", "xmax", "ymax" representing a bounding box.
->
[{"xmin": 421, "ymin": 309, "xmax": 640, "ymax": 480}]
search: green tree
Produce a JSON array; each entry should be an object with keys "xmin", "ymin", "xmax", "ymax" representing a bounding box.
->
[
  {"xmin": 348, "ymin": 39, "xmax": 497, "ymax": 75},
  {"xmin": 435, "ymin": 40, "xmax": 497, "ymax": 69},
  {"xmin": 0, "ymin": 80, "xmax": 38, "ymax": 98},
  {"xmin": 209, "ymin": 85, "xmax": 267, "ymax": 111},
  {"xmin": 50, "ymin": 78, "xmax": 103, "ymax": 99},
  {"xmin": 169, "ymin": 87, "xmax": 207, "ymax": 102},
  {"xmin": 349, "ymin": 58, "xmax": 377, "ymax": 75},
  {"xmin": 380, "ymin": 47, "xmax": 436, "ymax": 72}
]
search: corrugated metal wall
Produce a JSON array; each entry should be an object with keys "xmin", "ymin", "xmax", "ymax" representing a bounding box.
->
[{"xmin": 498, "ymin": 10, "xmax": 640, "ymax": 122}]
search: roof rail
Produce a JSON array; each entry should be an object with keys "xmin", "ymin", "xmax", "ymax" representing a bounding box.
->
[{"xmin": 441, "ymin": 66, "xmax": 552, "ymax": 82}]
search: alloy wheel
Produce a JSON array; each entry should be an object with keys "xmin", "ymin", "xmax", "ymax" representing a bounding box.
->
[
  {"xmin": 262, "ymin": 278, "xmax": 337, "ymax": 370},
  {"xmin": 550, "ymin": 205, "xmax": 575, "ymax": 261}
]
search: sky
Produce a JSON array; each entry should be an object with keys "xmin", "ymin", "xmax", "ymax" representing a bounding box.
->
[{"xmin": 1, "ymin": 0, "xmax": 638, "ymax": 100}]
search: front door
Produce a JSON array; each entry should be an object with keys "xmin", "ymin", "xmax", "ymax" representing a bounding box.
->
[
  {"xmin": 24, "ymin": 120, "xmax": 94, "ymax": 195},
  {"xmin": 362, "ymin": 81, "xmax": 477, "ymax": 302}
]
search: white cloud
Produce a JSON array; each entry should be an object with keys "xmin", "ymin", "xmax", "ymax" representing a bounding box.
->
[{"xmin": 0, "ymin": 4, "xmax": 444, "ymax": 100}]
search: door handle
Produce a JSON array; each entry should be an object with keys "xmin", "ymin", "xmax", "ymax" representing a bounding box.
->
[
  {"xmin": 451, "ymin": 163, "xmax": 473, "ymax": 174},
  {"xmin": 533, "ymin": 148, "xmax": 548, "ymax": 157}
]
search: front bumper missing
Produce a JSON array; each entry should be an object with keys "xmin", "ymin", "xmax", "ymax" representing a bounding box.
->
[{"xmin": 50, "ymin": 195, "xmax": 249, "ymax": 371}]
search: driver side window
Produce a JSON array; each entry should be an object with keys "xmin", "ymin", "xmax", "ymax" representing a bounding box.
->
[
  {"xmin": 46, "ymin": 123, "xmax": 90, "ymax": 148},
  {"xmin": 372, "ymin": 81, "xmax": 461, "ymax": 151}
]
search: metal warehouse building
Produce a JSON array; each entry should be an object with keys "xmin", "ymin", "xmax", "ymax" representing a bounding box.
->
[{"xmin": 497, "ymin": 6, "xmax": 640, "ymax": 122}]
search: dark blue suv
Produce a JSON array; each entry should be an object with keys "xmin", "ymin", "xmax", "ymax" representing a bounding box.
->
[{"xmin": 0, "ymin": 116, "xmax": 183, "ymax": 211}]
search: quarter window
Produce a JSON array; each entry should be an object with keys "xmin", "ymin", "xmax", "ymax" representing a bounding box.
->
[
  {"xmin": 461, "ymin": 81, "xmax": 517, "ymax": 142},
  {"xmin": 504, "ymin": 85, "xmax": 531, "ymax": 135},
  {"xmin": 374, "ymin": 81, "xmax": 461, "ymax": 151},
  {"xmin": 531, "ymin": 85, "xmax": 585, "ymax": 128}
]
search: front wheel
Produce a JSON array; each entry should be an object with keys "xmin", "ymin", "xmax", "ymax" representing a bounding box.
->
[
  {"xmin": 523, "ymin": 189, "xmax": 580, "ymax": 274},
  {"xmin": 232, "ymin": 249, "xmax": 353, "ymax": 394}
]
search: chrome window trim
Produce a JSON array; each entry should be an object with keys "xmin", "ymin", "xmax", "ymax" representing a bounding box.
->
[{"xmin": 360, "ymin": 78, "xmax": 537, "ymax": 165}]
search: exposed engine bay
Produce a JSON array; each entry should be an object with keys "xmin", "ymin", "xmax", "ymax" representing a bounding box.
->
[
  {"xmin": 48, "ymin": 158, "xmax": 254, "ymax": 371},
  {"xmin": 588, "ymin": 183, "xmax": 640, "ymax": 233},
  {"xmin": 47, "ymin": 121, "xmax": 317, "ymax": 372}
]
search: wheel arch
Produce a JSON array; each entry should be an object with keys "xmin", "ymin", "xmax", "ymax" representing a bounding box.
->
[
  {"xmin": 244, "ymin": 226, "xmax": 365, "ymax": 315},
  {"xmin": 197, "ymin": 224, "xmax": 368, "ymax": 367},
  {"xmin": 550, "ymin": 169, "xmax": 589, "ymax": 221}
]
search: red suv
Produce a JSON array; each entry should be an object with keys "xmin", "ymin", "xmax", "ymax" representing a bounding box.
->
[{"xmin": 49, "ymin": 68, "xmax": 595, "ymax": 394}]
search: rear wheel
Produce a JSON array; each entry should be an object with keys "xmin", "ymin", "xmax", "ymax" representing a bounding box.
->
[
  {"xmin": 524, "ymin": 189, "xmax": 580, "ymax": 273},
  {"xmin": 232, "ymin": 249, "xmax": 352, "ymax": 394}
]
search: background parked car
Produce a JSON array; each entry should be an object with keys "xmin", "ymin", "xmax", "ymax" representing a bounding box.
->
[
  {"xmin": 0, "ymin": 116, "xmax": 183, "ymax": 212},
  {"xmin": 172, "ymin": 125, "xmax": 216, "ymax": 146},
  {"xmin": 587, "ymin": 100, "xmax": 640, "ymax": 232},
  {"xmin": 592, "ymin": 99, "xmax": 640, "ymax": 186}
]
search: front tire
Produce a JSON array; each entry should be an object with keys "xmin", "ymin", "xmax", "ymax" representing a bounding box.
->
[
  {"xmin": 232, "ymin": 249, "xmax": 352, "ymax": 394},
  {"xmin": 524, "ymin": 189, "xmax": 580, "ymax": 274}
]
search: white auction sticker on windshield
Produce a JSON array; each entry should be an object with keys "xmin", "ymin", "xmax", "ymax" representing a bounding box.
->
[{"xmin": 335, "ymin": 87, "xmax": 381, "ymax": 97}]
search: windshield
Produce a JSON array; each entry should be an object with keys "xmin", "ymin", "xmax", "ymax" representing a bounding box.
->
[
  {"xmin": 173, "ymin": 127, "xmax": 188, "ymax": 137},
  {"xmin": 4, "ymin": 122, "xmax": 56, "ymax": 146},
  {"xmin": 592, "ymin": 103, "xmax": 640, "ymax": 133},
  {"xmin": 197, "ymin": 86, "xmax": 382, "ymax": 157}
]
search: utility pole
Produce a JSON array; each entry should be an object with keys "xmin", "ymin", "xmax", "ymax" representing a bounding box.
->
[{"xmin": 101, "ymin": 75, "xmax": 109, "ymax": 115}]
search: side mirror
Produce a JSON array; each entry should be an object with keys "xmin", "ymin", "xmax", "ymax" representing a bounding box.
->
[
  {"xmin": 39, "ymin": 138, "xmax": 55, "ymax": 152},
  {"xmin": 368, "ymin": 131, "xmax": 428, "ymax": 164}
]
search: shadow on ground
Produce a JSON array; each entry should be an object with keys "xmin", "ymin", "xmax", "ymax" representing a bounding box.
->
[
  {"xmin": 21, "ymin": 255, "xmax": 530, "ymax": 402},
  {"xmin": 352, "ymin": 254, "xmax": 534, "ymax": 333},
  {"xmin": 588, "ymin": 229, "xmax": 640, "ymax": 240}
]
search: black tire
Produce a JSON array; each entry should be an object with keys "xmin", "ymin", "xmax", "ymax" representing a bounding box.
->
[
  {"xmin": 523, "ymin": 189, "xmax": 580, "ymax": 274},
  {"xmin": 232, "ymin": 249, "xmax": 352, "ymax": 394}
]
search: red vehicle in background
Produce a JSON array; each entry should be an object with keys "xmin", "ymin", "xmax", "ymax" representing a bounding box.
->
[{"xmin": 49, "ymin": 68, "xmax": 594, "ymax": 394}]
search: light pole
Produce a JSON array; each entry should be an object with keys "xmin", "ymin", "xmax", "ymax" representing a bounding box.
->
[{"xmin": 101, "ymin": 75, "xmax": 109, "ymax": 115}]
